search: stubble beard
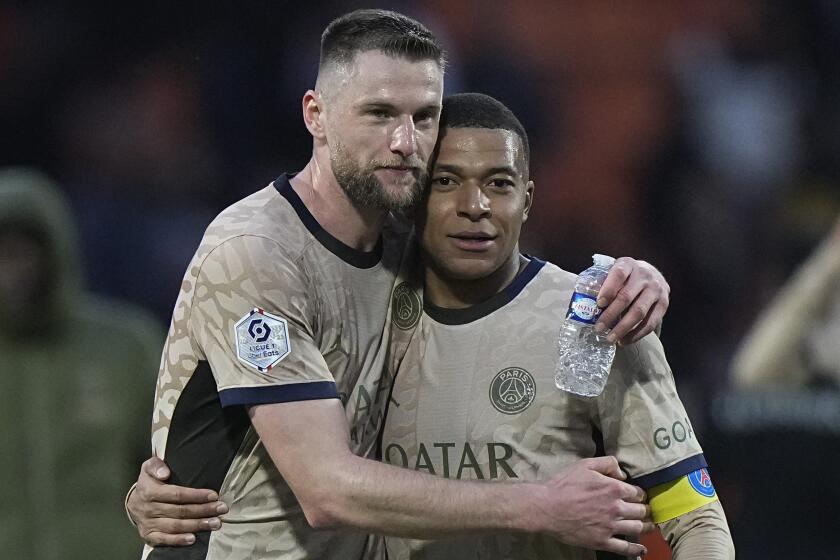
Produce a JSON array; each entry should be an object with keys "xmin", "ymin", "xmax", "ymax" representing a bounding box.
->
[{"xmin": 331, "ymin": 143, "xmax": 427, "ymax": 214}]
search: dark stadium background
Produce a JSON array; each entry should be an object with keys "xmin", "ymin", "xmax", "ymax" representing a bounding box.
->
[{"xmin": 3, "ymin": 1, "xmax": 839, "ymax": 558}]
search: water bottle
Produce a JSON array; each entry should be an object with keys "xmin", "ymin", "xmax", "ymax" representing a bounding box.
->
[{"xmin": 554, "ymin": 254, "xmax": 617, "ymax": 397}]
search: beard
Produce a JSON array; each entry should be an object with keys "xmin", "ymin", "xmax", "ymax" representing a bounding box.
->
[{"xmin": 331, "ymin": 142, "xmax": 427, "ymax": 213}]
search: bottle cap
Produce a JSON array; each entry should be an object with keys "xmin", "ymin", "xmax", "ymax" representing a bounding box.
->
[{"xmin": 592, "ymin": 254, "xmax": 615, "ymax": 267}]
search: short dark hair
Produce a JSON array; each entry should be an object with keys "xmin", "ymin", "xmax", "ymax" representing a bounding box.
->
[
  {"xmin": 439, "ymin": 93, "xmax": 530, "ymax": 175},
  {"xmin": 320, "ymin": 9, "xmax": 446, "ymax": 71}
]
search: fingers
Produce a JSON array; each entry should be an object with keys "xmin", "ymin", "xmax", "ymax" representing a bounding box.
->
[
  {"xmin": 151, "ymin": 501, "xmax": 229, "ymax": 520},
  {"xmin": 146, "ymin": 516, "xmax": 222, "ymax": 536},
  {"xmin": 640, "ymin": 520, "xmax": 657, "ymax": 535},
  {"xmin": 133, "ymin": 458, "xmax": 228, "ymax": 546},
  {"xmin": 595, "ymin": 257, "xmax": 634, "ymax": 315},
  {"xmin": 584, "ymin": 456, "xmax": 625, "ymax": 480},
  {"xmin": 618, "ymin": 500, "xmax": 650, "ymax": 521},
  {"xmin": 143, "ymin": 530, "xmax": 197, "ymax": 547},
  {"xmin": 595, "ymin": 264, "xmax": 644, "ymax": 337},
  {"xmin": 601, "ymin": 537, "xmax": 648, "ymax": 557},
  {"xmin": 138, "ymin": 478, "xmax": 219, "ymax": 506},
  {"xmin": 142, "ymin": 457, "xmax": 171, "ymax": 481},
  {"xmin": 136, "ymin": 497, "xmax": 226, "ymax": 548},
  {"xmin": 608, "ymin": 286, "xmax": 659, "ymax": 344},
  {"xmin": 594, "ymin": 258, "xmax": 670, "ymax": 345},
  {"xmin": 165, "ymin": 485, "xmax": 220, "ymax": 506},
  {"xmin": 618, "ymin": 483, "xmax": 647, "ymax": 505},
  {"xmin": 616, "ymin": 299, "xmax": 667, "ymax": 345},
  {"xmin": 613, "ymin": 519, "xmax": 647, "ymax": 539}
]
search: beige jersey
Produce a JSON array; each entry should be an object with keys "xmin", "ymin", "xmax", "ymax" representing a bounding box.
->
[
  {"xmin": 381, "ymin": 258, "xmax": 706, "ymax": 560},
  {"xmin": 145, "ymin": 175, "xmax": 415, "ymax": 560}
]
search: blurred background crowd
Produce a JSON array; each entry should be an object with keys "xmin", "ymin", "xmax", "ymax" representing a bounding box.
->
[{"xmin": 2, "ymin": 1, "xmax": 839, "ymax": 558}]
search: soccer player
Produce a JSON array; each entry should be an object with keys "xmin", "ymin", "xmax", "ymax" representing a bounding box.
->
[
  {"xmin": 127, "ymin": 10, "xmax": 672, "ymax": 559},
  {"xmin": 379, "ymin": 92, "xmax": 735, "ymax": 559}
]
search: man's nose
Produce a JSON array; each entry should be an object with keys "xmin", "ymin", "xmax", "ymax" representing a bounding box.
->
[
  {"xmin": 456, "ymin": 183, "xmax": 491, "ymax": 220},
  {"xmin": 390, "ymin": 115, "xmax": 417, "ymax": 157}
]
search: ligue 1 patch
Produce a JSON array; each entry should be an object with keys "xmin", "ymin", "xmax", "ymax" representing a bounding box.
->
[
  {"xmin": 234, "ymin": 308, "xmax": 291, "ymax": 372},
  {"xmin": 687, "ymin": 468, "xmax": 716, "ymax": 498},
  {"xmin": 489, "ymin": 367, "xmax": 536, "ymax": 415},
  {"xmin": 391, "ymin": 282, "xmax": 422, "ymax": 330}
]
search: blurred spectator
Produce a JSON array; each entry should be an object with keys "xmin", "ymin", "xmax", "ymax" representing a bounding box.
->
[
  {"xmin": 0, "ymin": 168, "xmax": 163, "ymax": 559},
  {"xmin": 731, "ymin": 215, "xmax": 840, "ymax": 388}
]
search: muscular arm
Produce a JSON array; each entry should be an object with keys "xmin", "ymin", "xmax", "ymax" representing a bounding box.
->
[
  {"xmin": 659, "ymin": 501, "xmax": 735, "ymax": 560},
  {"xmin": 250, "ymin": 398, "xmax": 650, "ymax": 555}
]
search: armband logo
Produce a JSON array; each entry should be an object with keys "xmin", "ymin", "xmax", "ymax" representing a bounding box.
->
[
  {"xmin": 687, "ymin": 468, "xmax": 716, "ymax": 498},
  {"xmin": 234, "ymin": 308, "xmax": 291, "ymax": 372}
]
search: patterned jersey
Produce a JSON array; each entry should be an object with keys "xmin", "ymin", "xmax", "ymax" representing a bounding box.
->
[
  {"xmin": 380, "ymin": 257, "xmax": 707, "ymax": 560},
  {"xmin": 145, "ymin": 175, "xmax": 415, "ymax": 560}
]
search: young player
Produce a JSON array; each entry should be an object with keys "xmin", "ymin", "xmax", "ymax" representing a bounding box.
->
[{"xmin": 378, "ymin": 93, "xmax": 735, "ymax": 559}]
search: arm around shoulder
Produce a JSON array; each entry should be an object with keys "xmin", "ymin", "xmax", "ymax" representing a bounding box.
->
[
  {"xmin": 248, "ymin": 398, "xmax": 540, "ymax": 537},
  {"xmin": 249, "ymin": 399, "xmax": 651, "ymax": 557}
]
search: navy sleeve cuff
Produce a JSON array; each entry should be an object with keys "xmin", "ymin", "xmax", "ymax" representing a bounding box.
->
[
  {"xmin": 631, "ymin": 454, "xmax": 708, "ymax": 489},
  {"xmin": 219, "ymin": 381, "xmax": 338, "ymax": 407}
]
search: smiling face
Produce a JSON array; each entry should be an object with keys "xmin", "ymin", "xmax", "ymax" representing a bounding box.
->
[
  {"xmin": 419, "ymin": 126, "xmax": 533, "ymax": 284},
  {"xmin": 320, "ymin": 50, "xmax": 443, "ymax": 212}
]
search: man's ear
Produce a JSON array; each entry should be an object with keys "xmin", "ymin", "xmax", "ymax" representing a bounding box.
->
[
  {"xmin": 302, "ymin": 90, "xmax": 326, "ymax": 139},
  {"xmin": 522, "ymin": 180, "xmax": 535, "ymax": 222}
]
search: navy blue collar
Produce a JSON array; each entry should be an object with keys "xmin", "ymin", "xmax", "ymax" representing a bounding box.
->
[
  {"xmin": 273, "ymin": 174, "xmax": 383, "ymax": 269},
  {"xmin": 424, "ymin": 256, "xmax": 546, "ymax": 325}
]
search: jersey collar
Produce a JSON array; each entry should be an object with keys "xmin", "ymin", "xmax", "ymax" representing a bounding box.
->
[
  {"xmin": 273, "ymin": 174, "xmax": 383, "ymax": 269},
  {"xmin": 424, "ymin": 256, "xmax": 546, "ymax": 325}
]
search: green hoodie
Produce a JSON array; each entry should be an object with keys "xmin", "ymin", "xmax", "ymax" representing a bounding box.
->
[{"xmin": 0, "ymin": 169, "xmax": 163, "ymax": 559}]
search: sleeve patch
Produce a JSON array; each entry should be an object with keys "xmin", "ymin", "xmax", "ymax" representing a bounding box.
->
[
  {"xmin": 687, "ymin": 467, "xmax": 716, "ymax": 497},
  {"xmin": 234, "ymin": 308, "xmax": 292, "ymax": 372},
  {"xmin": 648, "ymin": 468, "xmax": 719, "ymax": 523}
]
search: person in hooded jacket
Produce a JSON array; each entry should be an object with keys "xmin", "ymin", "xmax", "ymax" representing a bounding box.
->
[{"xmin": 0, "ymin": 167, "xmax": 163, "ymax": 559}]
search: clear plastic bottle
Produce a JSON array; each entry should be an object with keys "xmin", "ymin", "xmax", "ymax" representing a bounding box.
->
[{"xmin": 554, "ymin": 254, "xmax": 617, "ymax": 397}]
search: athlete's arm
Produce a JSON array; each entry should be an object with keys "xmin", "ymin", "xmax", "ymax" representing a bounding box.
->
[
  {"xmin": 249, "ymin": 397, "xmax": 653, "ymax": 555},
  {"xmin": 595, "ymin": 257, "xmax": 670, "ymax": 344},
  {"xmin": 126, "ymin": 406, "xmax": 653, "ymax": 556},
  {"xmin": 731, "ymin": 218, "xmax": 840, "ymax": 387},
  {"xmin": 659, "ymin": 501, "xmax": 735, "ymax": 559}
]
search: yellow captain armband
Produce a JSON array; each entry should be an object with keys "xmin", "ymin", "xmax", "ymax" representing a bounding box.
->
[{"xmin": 647, "ymin": 468, "xmax": 719, "ymax": 523}]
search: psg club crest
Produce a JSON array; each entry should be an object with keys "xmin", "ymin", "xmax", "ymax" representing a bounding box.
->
[
  {"xmin": 688, "ymin": 468, "xmax": 716, "ymax": 498},
  {"xmin": 234, "ymin": 308, "xmax": 291, "ymax": 372},
  {"xmin": 489, "ymin": 367, "xmax": 536, "ymax": 415},
  {"xmin": 391, "ymin": 282, "xmax": 422, "ymax": 330}
]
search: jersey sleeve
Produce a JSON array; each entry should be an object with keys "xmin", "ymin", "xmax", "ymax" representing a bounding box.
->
[
  {"xmin": 593, "ymin": 333, "xmax": 708, "ymax": 489},
  {"xmin": 658, "ymin": 501, "xmax": 735, "ymax": 558},
  {"xmin": 189, "ymin": 235, "xmax": 337, "ymax": 407}
]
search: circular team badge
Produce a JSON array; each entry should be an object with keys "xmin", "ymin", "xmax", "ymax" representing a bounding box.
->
[
  {"xmin": 489, "ymin": 367, "xmax": 536, "ymax": 415},
  {"xmin": 391, "ymin": 282, "xmax": 422, "ymax": 330},
  {"xmin": 688, "ymin": 468, "xmax": 716, "ymax": 498}
]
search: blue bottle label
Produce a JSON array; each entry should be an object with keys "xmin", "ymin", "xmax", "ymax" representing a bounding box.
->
[{"xmin": 567, "ymin": 292, "xmax": 601, "ymax": 325}]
